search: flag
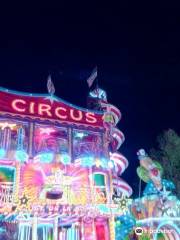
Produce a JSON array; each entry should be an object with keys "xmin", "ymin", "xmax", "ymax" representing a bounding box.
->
[
  {"xmin": 87, "ymin": 67, "xmax": 97, "ymax": 87},
  {"xmin": 47, "ymin": 75, "xmax": 55, "ymax": 95}
]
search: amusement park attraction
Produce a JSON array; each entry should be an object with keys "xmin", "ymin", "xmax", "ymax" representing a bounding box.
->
[
  {"xmin": 0, "ymin": 80, "xmax": 132, "ymax": 240},
  {"xmin": 0, "ymin": 75, "xmax": 179, "ymax": 240}
]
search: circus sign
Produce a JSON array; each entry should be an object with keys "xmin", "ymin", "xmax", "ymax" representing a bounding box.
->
[{"xmin": 0, "ymin": 88, "xmax": 104, "ymax": 127}]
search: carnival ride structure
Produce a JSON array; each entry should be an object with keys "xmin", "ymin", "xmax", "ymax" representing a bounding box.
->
[
  {"xmin": 0, "ymin": 86, "xmax": 132, "ymax": 240},
  {"xmin": 0, "ymin": 85, "xmax": 179, "ymax": 240}
]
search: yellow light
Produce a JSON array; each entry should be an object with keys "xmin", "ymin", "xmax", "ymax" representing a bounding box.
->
[
  {"xmin": 0, "ymin": 122, "xmax": 16, "ymax": 130},
  {"xmin": 95, "ymin": 158, "xmax": 101, "ymax": 168}
]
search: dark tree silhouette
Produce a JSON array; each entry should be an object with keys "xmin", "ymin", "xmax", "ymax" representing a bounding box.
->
[{"xmin": 150, "ymin": 129, "xmax": 180, "ymax": 198}]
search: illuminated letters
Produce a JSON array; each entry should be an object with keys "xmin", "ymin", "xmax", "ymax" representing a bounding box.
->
[
  {"xmin": 29, "ymin": 102, "xmax": 35, "ymax": 114},
  {"xmin": 85, "ymin": 112, "xmax": 97, "ymax": 123},
  {"xmin": 38, "ymin": 104, "xmax": 52, "ymax": 117},
  {"xmin": 55, "ymin": 107, "xmax": 67, "ymax": 119},
  {"xmin": 8, "ymin": 96, "xmax": 101, "ymax": 125},
  {"xmin": 70, "ymin": 109, "xmax": 83, "ymax": 121},
  {"xmin": 12, "ymin": 99, "xmax": 26, "ymax": 112}
]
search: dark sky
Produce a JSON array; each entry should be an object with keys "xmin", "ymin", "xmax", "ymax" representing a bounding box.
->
[{"xmin": 0, "ymin": 2, "xmax": 180, "ymax": 196}]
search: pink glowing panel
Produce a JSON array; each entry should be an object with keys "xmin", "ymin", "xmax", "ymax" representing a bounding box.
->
[
  {"xmin": 34, "ymin": 125, "xmax": 68, "ymax": 155},
  {"xmin": 73, "ymin": 130, "xmax": 103, "ymax": 159}
]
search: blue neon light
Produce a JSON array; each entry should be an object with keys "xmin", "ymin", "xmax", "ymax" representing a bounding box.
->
[
  {"xmin": 15, "ymin": 150, "xmax": 28, "ymax": 162},
  {"xmin": 0, "ymin": 148, "xmax": 6, "ymax": 158},
  {"xmin": 39, "ymin": 152, "xmax": 54, "ymax": 163},
  {"xmin": 61, "ymin": 154, "xmax": 71, "ymax": 165},
  {"xmin": 82, "ymin": 156, "xmax": 94, "ymax": 167}
]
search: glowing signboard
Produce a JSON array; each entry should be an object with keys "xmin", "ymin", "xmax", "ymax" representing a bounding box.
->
[{"xmin": 0, "ymin": 88, "xmax": 104, "ymax": 127}]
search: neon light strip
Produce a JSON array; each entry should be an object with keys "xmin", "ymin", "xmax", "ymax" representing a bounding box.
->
[{"xmin": 0, "ymin": 87, "xmax": 103, "ymax": 114}]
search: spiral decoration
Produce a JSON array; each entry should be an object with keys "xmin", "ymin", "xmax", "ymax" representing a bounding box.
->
[{"xmin": 100, "ymin": 92, "xmax": 132, "ymax": 197}]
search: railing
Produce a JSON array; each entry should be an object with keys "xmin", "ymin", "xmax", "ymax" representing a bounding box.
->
[
  {"xmin": 0, "ymin": 182, "xmax": 14, "ymax": 204},
  {"xmin": 43, "ymin": 185, "xmax": 109, "ymax": 205},
  {"xmin": 0, "ymin": 183, "xmax": 110, "ymax": 206}
]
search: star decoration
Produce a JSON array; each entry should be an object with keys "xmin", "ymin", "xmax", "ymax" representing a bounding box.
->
[
  {"xmin": 117, "ymin": 196, "xmax": 131, "ymax": 211},
  {"xmin": 161, "ymin": 186, "xmax": 171, "ymax": 199},
  {"xmin": 20, "ymin": 195, "xmax": 29, "ymax": 206},
  {"xmin": 157, "ymin": 198, "xmax": 171, "ymax": 217},
  {"xmin": 161, "ymin": 205, "xmax": 171, "ymax": 216},
  {"xmin": 44, "ymin": 94, "xmax": 57, "ymax": 104},
  {"xmin": 39, "ymin": 127, "xmax": 55, "ymax": 135},
  {"xmin": 11, "ymin": 205, "xmax": 17, "ymax": 212}
]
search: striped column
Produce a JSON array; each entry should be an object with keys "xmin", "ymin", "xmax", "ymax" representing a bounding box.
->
[{"xmin": 109, "ymin": 217, "xmax": 115, "ymax": 240}]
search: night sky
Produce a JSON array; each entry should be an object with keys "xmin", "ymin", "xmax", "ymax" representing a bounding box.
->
[{"xmin": 0, "ymin": 3, "xmax": 180, "ymax": 196}]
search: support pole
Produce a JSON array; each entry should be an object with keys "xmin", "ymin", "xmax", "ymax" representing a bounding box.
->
[
  {"xmin": 32, "ymin": 217, "xmax": 37, "ymax": 240},
  {"xmin": 28, "ymin": 122, "xmax": 34, "ymax": 158},
  {"xmin": 93, "ymin": 219, "xmax": 96, "ymax": 240},
  {"xmin": 14, "ymin": 163, "xmax": 20, "ymax": 203},
  {"xmin": 54, "ymin": 216, "xmax": 58, "ymax": 240},
  {"xmin": 68, "ymin": 128, "xmax": 72, "ymax": 162}
]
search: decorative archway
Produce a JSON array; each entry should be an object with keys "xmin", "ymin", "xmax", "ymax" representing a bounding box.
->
[{"xmin": 153, "ymin": 221, "xmax": 180, "ymax": 240}]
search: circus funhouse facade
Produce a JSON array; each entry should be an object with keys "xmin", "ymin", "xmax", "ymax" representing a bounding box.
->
[{"xmin": 0, "ymin": 85, "xmax": 179, "ymax": 240}]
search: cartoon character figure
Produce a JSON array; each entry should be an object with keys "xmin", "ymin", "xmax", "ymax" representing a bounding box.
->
[{"xmin": 137, "ymin": 149, "xmax": 162, "ymax": 191}]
